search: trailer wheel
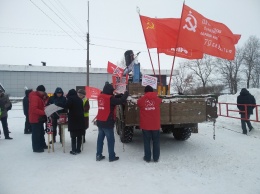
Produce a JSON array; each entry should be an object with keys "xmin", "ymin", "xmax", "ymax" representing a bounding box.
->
[
  {"xmin": 119, "ymin": 126, "xmax": 134, "ymax": 143},
  {"xmin": 173, "ymin": 127, "xmax": 192, "ymax": 141}
]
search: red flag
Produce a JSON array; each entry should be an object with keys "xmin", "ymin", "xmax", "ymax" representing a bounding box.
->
[
  {"xmin": 178, "ymin": 4, "xmax": 240, "ymax": 60},
  {"xmin": 140, "ymin": 15, "xmax": 179, "ymax": 49},
  {"xmin": 107, "ymin": 61, "xmax": 124, "ymax": 76},
  {"xmin": 140, "ymin": 15, "xmax": 203, "ymax": 59},
  {"xmin": 85, "ymin": 86, "xmax": 101, "ymax": 100}
]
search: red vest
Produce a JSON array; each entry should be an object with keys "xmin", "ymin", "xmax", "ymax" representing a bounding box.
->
[
  {"xmin": 137, "ymin": 92, "xmax": 162, "ymax": 130},
  {"xmin": 97, "ymin": 94, "xmax": 112, "ymax": 121}
]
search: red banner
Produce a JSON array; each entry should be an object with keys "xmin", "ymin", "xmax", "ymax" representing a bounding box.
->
[
  {"xmin": 85, "ymin": 86, "xmax": 101, "ymax": 100},
  {"xmin": 140, "ymin": 15, "xmax": 203, "ymax": 59},
  {"xmin": 107, "ymin": 61, "xmax": 124, "ymax": 76},
  {"xmin": 178, "ymin": 4, "xmax": 240, "ymax": 60},
  {"xmin": 140, "ymin": 5, "xmax": 240, "ymax": 60}
]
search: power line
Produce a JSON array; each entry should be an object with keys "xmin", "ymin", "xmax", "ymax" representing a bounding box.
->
[
  {"xmin": 0, "ymin": 31, "xmax": 85, "ymax": 37},
  {"xmin": 29, "ymin": 0, "xmax": 86, "ymax": 49},
  {"xmin": 40, "ymin": 0, "xmax": 86, "ymax": 42},
  {"xmin": 0, "ymin": 45, "xmax": 85, "ymax": 50},
  {"xmin": 54, "ymin": 0, "xmax": 86, "ymax": 35},
  {"xmin": 46, "ymin": 0, "xmax": 86, "ymax": 36}
]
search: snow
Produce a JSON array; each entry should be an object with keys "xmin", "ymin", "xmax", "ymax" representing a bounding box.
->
[{"xmin": 1, "ymin": 89, "xmax": 260, "ymax": 194}]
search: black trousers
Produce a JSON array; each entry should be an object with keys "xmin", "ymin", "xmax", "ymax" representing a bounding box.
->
[
  {"xmin": 31, "ymin": 123, "xmax": 46, "ymax": 151},
  {"xmin": 70, "ymin": 131, "xmax": 83, "ymax": 152},
  {"xmin": 0, "ymin": 116, "xmax": 9, "ymax": 138},
  {"xmin": 24, "ymin": 115, "xmax": 32, "ymax": 133},
  {"xmin": 240, "ymin": 113, "xmax": 253, "ymax": 133}
]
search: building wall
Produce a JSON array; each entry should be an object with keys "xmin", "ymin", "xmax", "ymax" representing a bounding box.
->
[
  {"xmin": 0, "ymin": 65, "xmax": 175, "ymax": 97},
  {"xmin": 0, "ymin": 71, "xmax": 111, "ymax": 97}
]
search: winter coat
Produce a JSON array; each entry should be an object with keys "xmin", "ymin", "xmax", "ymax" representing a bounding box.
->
[
  {"xmin": 0, "ymin": 93, "xmax": 11, "ymax": 118},
  {"xmin": 237, "ymin": 88, "xmax": 256, "ymax": 115},
  {"xmin": 96, "ymin": 84, "xmax": 129, "ymax": 129},
  {"xmin": 47, "ymin": 87, "xmax": 67, "ymax": 118},
  {"xmin": 137, "ymin": 92, "xmax": 162, "ymax": 130},
  {"xmin": 28, "ymin": 91, "xmax": 46, "ymax": 123},
  {"xmin": 23, "ymin": 89, "xmax": 32, "ymax": 116},
  {"xmin": 65, "ymin": 89, "xmax": 85, "ymax": 132}
]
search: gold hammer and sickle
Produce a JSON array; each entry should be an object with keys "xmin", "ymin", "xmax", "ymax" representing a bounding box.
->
[{"xmin": 146, "ymin": 20, "xmax": 155, "ymax": 29}]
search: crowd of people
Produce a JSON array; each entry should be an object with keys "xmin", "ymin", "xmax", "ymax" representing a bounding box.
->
[{"xmin": 2, "ymin": 84, "xmax": 256, "ymax": 163}]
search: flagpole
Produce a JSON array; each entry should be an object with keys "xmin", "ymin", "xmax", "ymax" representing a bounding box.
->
[
  {"xmin": 137, "ymin": 8, "xmax": 156, "ymax": 75},
  {"xmin": 167, "ymin": 1, "xmax": 185, "ymax": 94},
  {"xmin": 86, "ymin": 1, "xmax": 90, "ymax": 87},
  {"xmin": 157, "ymin": 49, "xmax": 163, "ymax": 93}
]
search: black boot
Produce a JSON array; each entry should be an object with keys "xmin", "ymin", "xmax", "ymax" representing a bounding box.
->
[{"xmin": 71, "ymin": 137, "xmax": 77, "ymax": 153}]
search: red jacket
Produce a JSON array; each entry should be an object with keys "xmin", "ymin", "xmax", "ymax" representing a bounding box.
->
[
  {"xmin": 29, "ymin": 91, "xmax": 46, "ymax": 123},
  {"xmin": 137, "ymin": 92, "xmax": 162, "ymax": 130}
]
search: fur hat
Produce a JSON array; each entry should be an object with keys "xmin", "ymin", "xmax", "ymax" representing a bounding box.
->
[
  {"xmin": 144, "ymin": 85, "xmax": 153, "ymax": 93},
  {"xmin": 36, "ymin": 85, "xmax": 45, "ymax": 92},
  {"xmin": 77, "ymin": 89, "xmax": 86, "ymax": 95}
]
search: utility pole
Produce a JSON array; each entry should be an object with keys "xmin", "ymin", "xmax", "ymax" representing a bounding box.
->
[{"xmin": 86, "ymin": 1, "xmax": 90, "ymax": 86}]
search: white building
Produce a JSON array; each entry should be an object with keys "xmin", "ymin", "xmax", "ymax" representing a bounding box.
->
[{"xmin": 0, "ymin": 65, "xmax": 174, "ymax": 97}]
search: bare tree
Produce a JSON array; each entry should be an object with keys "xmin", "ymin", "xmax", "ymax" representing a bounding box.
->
[
  {"xmin": 183, "ymin": 55, "xmax": 215, "ymax": 93},
  {"xmin": 243, "ymin": 35, "xmax": 260, "ymax": 88},
  {"xmin": 216, "ymin": 47, "xmax": 244, "ymax": 94},
  {"xmin": 171, "ymin": 63, "xmax": 194, "ymax": 94}
]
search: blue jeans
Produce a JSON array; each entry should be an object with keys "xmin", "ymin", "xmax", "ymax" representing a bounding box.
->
[
  {"xmin": 142, "ymin": 130, "xmax": 160, "ymax": 161},
  {"xmin": 240, "ymin": 113, "xmax": 253, "ymax": 133},
  {"xmin": 96, "ymin": 127, "xmax": 116, "ymax": 160},
  {"xmin": 31, "ymin": 123, "xmax": 46, "ymax": 151}
]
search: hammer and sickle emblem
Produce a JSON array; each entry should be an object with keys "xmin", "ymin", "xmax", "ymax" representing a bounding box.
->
[
  {"xmin": 183, "ymin": 11, "xmax": 197, "ymax": 32},
  {"xmin": 146, "ymin": 20, "xmax": 155, "ymax": 30}
]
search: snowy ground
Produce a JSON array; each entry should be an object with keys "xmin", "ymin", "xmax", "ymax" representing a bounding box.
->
[{"xmin": 1, "ymin": 90, "xmax": 260, "ymax": 194}]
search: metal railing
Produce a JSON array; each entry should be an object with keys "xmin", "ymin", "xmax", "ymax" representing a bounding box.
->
[{"xmin": 218, "ymin": 102, "xmax": 260, "ymax": 122}]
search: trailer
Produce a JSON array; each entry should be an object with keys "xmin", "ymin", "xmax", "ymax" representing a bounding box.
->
[{"xmin": 115, "ymin": 83, "xmax": 218, "ymax": 143}]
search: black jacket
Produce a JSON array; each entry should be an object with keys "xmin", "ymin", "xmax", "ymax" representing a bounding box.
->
[
  {"xmin": 47, "ymin": 87, "xmax": 67, "ymax": 118},
  {"xmin": 97, "ymin": 84, "xmax": 129, "ymax": 128},
  {"xmin": 23, "ymin": 89, "xmax": 32, "ymax": 116},
  {"xmin": 65, "ymin": 89, "xmax": 85, "ymax": 132},
  {"xmin": 237, "ymin": 88, "xmax": 256, "ymax": 115}
]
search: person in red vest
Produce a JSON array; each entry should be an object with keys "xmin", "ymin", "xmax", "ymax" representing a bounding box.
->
[
  {"xmin": 96, "ymin": 83, "xmax": 128, "ymax": 162},
  {"xmin": 137, "ymin": 85, "xmax": 162, "ymax": 162}
]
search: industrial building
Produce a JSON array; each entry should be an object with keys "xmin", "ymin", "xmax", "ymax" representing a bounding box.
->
[{"xmin": 0, "ymin": 64, "xmax": 173, "ymax": 97}]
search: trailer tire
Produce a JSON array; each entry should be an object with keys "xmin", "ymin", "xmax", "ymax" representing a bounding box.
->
[
  {"xmin": 120, "ymin": 126, "xmax": 134, "ymax": 143},
  {"xmin": 173, "ymin": 127, "xmax": 192, "ymax": 141}
]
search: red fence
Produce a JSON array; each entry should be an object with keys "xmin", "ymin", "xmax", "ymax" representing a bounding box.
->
[{"xmin": 218, "ymin": 103, "xmax": 260, "ymax": 122}]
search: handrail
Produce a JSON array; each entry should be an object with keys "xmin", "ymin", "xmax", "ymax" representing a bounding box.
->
[{"xmin": 218, "ymin": 102, "xmax": 259, "ymax": 122}]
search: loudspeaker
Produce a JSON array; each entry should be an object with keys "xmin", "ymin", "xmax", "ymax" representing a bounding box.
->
[{"xmin": 124, "ymin": 50, "xmax": 134, "ymax": 66}]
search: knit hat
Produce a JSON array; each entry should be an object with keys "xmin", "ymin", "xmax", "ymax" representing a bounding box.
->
[
  {"xmin": 77, "ymin": 89, "xmax": 86, "ymax": 95},
  {"xmin": 36, "ymin": 85, "xmax": 46, "ymax": 92},
  {"xmin": 144, "ymin": 85, "xmax": 153, "ymax": 93}
]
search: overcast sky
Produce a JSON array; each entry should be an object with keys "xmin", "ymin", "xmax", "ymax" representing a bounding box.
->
[{"xmin": 0, "ymin": 0, "xmax": 259, "ymax": 70}]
